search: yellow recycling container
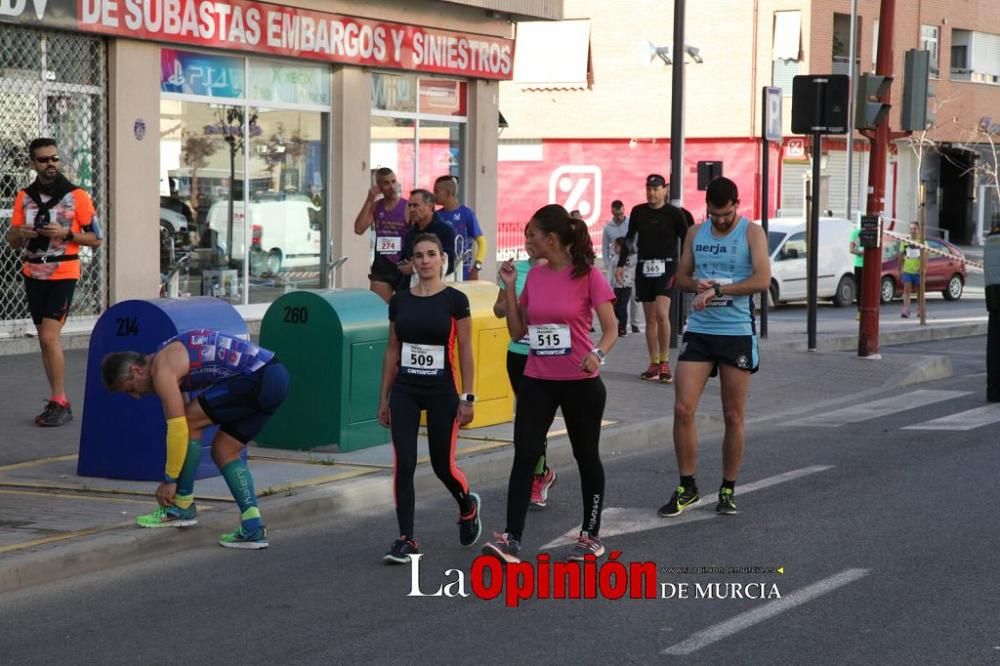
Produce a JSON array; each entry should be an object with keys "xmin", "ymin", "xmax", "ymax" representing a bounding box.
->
[{"xmin": 420, "ymin": 280, "xmax": 513, "ymax": 429}]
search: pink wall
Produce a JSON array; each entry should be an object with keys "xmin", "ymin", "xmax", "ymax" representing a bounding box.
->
[{"xmin": 495, "ymin": 138, "xmax": 763, "ymax": 256}]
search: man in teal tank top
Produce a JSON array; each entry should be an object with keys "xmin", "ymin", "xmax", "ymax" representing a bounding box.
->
[{"xmin": 658, "ymin": 177, "xmax": 771, "ymax": 518}]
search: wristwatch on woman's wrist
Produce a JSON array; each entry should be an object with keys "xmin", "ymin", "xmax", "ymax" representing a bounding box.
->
[
  {"xmin": 460, "ymin": 393, "xmax": 476, "ymax": 404},
  {"xmin": 590, "ymin": 348, "xmax": 607, "ymax": 365}
]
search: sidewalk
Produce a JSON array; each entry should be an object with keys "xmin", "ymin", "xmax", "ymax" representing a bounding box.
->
[{"xmin": 0, "ymin": 312, "xmax": 973, "ymax": 593}]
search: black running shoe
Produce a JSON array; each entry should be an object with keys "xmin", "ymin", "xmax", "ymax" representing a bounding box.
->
[
  {"xmin": 383, "ymin": 537, "xmax": 419, "ymax": 564},
  {"xmin": 716, "ymin": 487, "xmax": 738, "ymax": 515},
  {"xmin": 458, "ymin": 493, "xmax": 482, "ymax": 546},
  {"xmin": 658, "ymin": 485, "xmax": 700, "ymax": 517},
  {"xmin": 36, "ymin": 400, "xmax": 72, "ymax": 427}
]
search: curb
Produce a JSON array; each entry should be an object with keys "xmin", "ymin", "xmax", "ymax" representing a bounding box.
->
[{"xmin": 760, "ymin": 321, "xmax": 988, "ymax": 352}]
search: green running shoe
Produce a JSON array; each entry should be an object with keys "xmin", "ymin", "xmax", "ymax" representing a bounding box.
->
[
  {"xmin": 658, "ymin": 486, "xmax": 700, "ymax": 517},
  {"xmin": 716, "ymin": 487, "xmax": 738, "ymax": 515},
  {"xmin": 135, "ymin": 504, "xmax": 198, "ymax": 528},
  {"xmin": 219, "ymin": 526, "xmax": 269, "ymax": 550}
]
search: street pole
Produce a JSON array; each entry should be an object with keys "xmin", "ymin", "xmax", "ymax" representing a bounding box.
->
[
  {"xmin": 760, "ymin": 91, "xmax": 770, "ymax": 338},
  {"xmin": 669, "ymin": 0, "xmax": 686, "ymax": 349},
  {"xmin": 918, "ymin": 182, "xmax": 927, "ymax": 325},
  {"xmin": 859, "ymin": 0, "xmax": 896, "ymax": 357},
  {"xmin": 846, "ymin": 0, "xmax": 859, "ymax": 220},
  {"xmin": 808, "ymin": 130, "xmax": 821, "ymax": 350}
]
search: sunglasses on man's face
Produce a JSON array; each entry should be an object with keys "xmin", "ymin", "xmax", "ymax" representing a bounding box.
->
[{"xmin": 34, "ymin": 156, "xmax": 60, "ymax": 164}]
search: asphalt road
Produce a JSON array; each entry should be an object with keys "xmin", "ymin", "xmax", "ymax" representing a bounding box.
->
[{"xmin": 1, "ymin": 336, "xmax": 996, "ymax": 665}]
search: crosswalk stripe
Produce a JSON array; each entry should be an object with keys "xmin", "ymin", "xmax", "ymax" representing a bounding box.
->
[
  {"xmin": 662, "ymin": 569, "xmax": 871, "ymax": 655},
  {"xmin": 540, "ymin": 465, "xmax": 833, "ymax": 550},
  {"xmin": 783, "ymin": 390, "xmax": 970, "ymax": 428},
  {"xmin": 902, "ymin": 404, "xmax": 1000, "ymax": 431}
]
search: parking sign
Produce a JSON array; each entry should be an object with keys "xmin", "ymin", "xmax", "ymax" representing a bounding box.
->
[{"xmin": 764, "ymin": 86, "xmax": 782, "ymax": 143}]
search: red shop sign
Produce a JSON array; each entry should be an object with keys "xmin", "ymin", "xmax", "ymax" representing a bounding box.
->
[{"xmin": 1, "ymin": 0, "xmax": 515, "ymax": 79}]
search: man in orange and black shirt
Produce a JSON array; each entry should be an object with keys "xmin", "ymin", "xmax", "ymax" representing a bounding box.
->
[{"xmin": 4, "ymin": 138, "xmax": 104, "ymax": 426}]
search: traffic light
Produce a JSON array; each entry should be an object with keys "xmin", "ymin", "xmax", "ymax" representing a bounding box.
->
[
  {"xmin": 855, "ymin": 73, "xmax": 892, "ymax": 130},
  {"xmin": 901, "ymin": 49, "xmax": 934, "ymax": 131}
]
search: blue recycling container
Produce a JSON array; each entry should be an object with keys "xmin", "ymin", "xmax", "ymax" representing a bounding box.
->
[{"xmin": 78, "ymin": 297, "xmax": 248, "ymax": 481}]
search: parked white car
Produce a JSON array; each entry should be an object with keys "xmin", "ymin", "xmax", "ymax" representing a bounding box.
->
[
  {"xmin": 207, "ymin": 196, "xmax": 322, "ymax": 275},
  {"xmin": 762, "ymin": 217, "xmax": 857, "ymax": 307}
]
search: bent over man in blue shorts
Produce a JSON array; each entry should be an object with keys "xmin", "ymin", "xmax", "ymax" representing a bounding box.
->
[{"xmin": 101, "ymin": 329, "xmax": 289, "ymax": 549}]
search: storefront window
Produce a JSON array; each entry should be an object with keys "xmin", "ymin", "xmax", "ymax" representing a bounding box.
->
[
  {"xmin": 370, "ymin": 73, "xmax": 467, "ymax": 197},
  {"xmin": 246, "ymin": 108, "xmax": 327, "ymax": 304},
  {"xmin": 159, "ymin": 50, "xmax": 330, "ymax": 305}
]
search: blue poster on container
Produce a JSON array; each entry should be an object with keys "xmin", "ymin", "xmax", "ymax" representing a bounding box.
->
[{"xmin": 161, "ymin": 48, "xmax": 244, "ymax": 98}]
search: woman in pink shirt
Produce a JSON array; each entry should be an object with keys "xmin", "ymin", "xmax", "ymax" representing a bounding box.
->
[{"xmin": 483, "ymin": 204, "xmax": 618, "ymax": 563}]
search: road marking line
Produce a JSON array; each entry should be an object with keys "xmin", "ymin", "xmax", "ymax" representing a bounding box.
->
[
  {"xmin": 783, "ymin": 390, "xmax": 970, "ymax": 427},
  {"xmin": 541, "ymin": 465, "xmax": 833, "ymax": 549},
  {"xmin": 0, "ymin": 488, "xmax": 152, "ymax": 504},
  {"xmin": 662, "ymin": 568, "xmax": 871, "ymax": 655},
  {"xmin": 0, "ymin": 454, "xmax": 77, "ymax": 472},
  {"xmin": 902, "ymin": 403, "xmax": 1000, "ymax": 431}
]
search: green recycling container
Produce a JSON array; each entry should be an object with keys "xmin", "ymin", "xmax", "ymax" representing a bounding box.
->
[{"xmin": 256, "ymin": 289, "xmax": 389, "ymax": 451}]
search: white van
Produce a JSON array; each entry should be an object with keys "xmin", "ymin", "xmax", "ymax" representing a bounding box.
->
[
  {"xmin": 762, "ymin": 217, "xmax": 857, "ymax": 307},
  {"xmin": 207, "ymin": 196, "xmax": 322, "ymax": 275}
]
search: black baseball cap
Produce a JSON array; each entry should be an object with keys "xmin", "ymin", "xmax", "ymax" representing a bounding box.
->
[{"xmin": 646, "ymin": 174, "xmax": 667, "ymax": 187}]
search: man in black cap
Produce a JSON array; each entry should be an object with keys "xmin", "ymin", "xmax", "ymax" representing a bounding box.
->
[{"xmin": 617, "ymin": 174, "xmax": 688, "ymax": 384}]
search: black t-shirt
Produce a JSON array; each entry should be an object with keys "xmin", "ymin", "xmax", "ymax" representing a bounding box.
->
[
  {"xmin": 389, "ymin": 286, "xmax": 471, "ymax": 390},
  {"xmin": 400, "ymin": 216, "xmax": 457, "ymax": 275},
  {"xmin": 620, "ymin": 203, "xmax": 688, "ymax": 265}
]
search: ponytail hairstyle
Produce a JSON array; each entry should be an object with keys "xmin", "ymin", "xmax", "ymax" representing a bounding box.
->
[{"xmin": 530, "ymin": 204, "xmax": 594, "ymax": 278}]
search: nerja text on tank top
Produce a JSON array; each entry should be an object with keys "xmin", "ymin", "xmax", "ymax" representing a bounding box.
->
[{"xmin": 686, "ymin": 218, "xmax": 756, "ymax": 336}]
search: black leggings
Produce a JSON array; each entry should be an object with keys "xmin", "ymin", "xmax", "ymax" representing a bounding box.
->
[
  {"xmin": 506, "ymin": 350, "xmax": 528, "ymax": 392},
  {"xmin": 389, "ymin": 386, "xmax": 470, "ymax": 538},
  {"xmin": 506, "ymin": 376, "xmax": 606, "ymax": 541},
  {"xmin": 507, "ymin": 351, "xmax": 549, "ymax": 474}
]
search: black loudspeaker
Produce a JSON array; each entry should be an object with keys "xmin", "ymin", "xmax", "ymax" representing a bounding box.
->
[
  {"xmin": 697, "ymin": 161, "xmax": 723, "ymax": 190},
  {"xmin": 791, "ymin": 74, "xmax": 850, "ymax": 135}
]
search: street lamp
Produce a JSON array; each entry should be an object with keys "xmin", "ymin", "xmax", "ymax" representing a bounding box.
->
[{"xmin": 645, "ymin": 35, "xmax": 703, "ymax": 208}]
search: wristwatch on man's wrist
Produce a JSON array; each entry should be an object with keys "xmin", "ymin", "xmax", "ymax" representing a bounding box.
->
[
  {"xmin": 474, "ymin": 261, "xmax": 483, "ymax": 271},
  {"xmin": 713, "ymin": 283, "xmax": 724, "ymax": 298},
  {"xmin": 460, "ymin": 393, "xmax": 476, "ymax": 404}
]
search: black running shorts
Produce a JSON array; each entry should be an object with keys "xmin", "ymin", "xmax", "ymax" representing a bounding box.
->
[
  {"xmin": 634, "ymin": 260, "xmax": 676, "ymax": 302},
  {"xmin": 678, "ymin": 330, "xmax": 760, "ymax": 376},
  {"xmin": 24, "ymin": 277, "xmax": 76, "ymax": 325}
]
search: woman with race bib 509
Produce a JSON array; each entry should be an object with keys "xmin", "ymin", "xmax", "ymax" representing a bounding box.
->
[{"xmin": 378, "ymin": 233, "xmax": 482, "ymax": 564}]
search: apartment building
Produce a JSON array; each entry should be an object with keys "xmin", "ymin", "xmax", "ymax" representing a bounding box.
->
[{"xmin": 497, "ymin": 0, "xmax": 1000, "ymax": 255}]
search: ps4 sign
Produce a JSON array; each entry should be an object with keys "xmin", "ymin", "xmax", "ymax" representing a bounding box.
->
[{"xmin": 160, "ymin": 49, "xmax": 244, "ymax": 98}]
